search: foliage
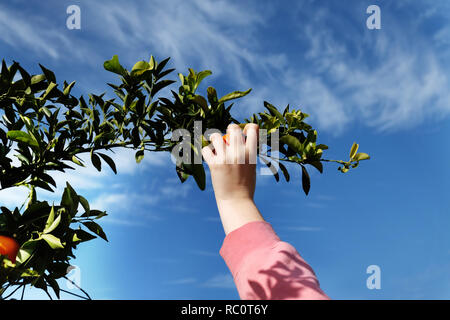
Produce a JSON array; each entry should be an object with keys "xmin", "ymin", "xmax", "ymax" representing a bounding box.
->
[{"xmin": 0, "ymin": 54, "xmax": 370, "ymax": 298}]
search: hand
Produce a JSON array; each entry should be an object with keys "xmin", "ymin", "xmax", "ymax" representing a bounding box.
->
[
  {"xmin": 202, "ymin": 123, "xmax": 259, "ymax": 203},
  {"xmin": 202, "ymin": 123, "xmax": 263, "ymax": 235}
]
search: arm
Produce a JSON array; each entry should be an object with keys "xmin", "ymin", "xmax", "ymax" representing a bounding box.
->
[
  {"xmin": 202, "ymin": 123, "xmax": 263, "ymax": 235},
  {"xmin": 202, "ymin": 124, "xmax": 330, "ymax": 300}
]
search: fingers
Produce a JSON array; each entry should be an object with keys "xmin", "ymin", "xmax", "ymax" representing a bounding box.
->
[
  {"xmin": 227, "ymin": 124, "xmax": 245, "ymax": 164},
  {"xmin": 209, "ymin": 132, "xmax": 225, "ymax": 159},
  {"xmin": 202, "ymin": 124, "xmax": 259, "ymax": 165},
  {"xmin": 243, "ymin": 123, "xmax": 259, "ymax": 164},
  {"xmin": 201, "ymin": 143, "xmax": 215, "ymax": 164},
  {"xmin": 227, "ymin": 124, "xmax": 245, "ymax": 147},
  {"xmin": 242, "ymin": 123, "xmax": 259, "ymax": 137}
]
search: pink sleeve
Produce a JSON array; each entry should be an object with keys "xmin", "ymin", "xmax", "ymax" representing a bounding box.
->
[{"xmin": 219, "ymin": 221, "xmax": 330, "ymax": 300}]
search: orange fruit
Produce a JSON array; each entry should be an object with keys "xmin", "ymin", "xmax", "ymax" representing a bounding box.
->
[
  {"xmin": 222, "ymin": 134, "xmax": 230, "ymax": 145},
  {"xmin": 0, "ymin": 235, "xmax": 20, "ymax": 263}
]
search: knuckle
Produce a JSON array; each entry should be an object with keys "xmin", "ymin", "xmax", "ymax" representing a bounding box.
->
[
  {"xmin": 209, "ymin": 132, "xmax": 222, "ymax": 141},
  {"xmin": 227, "ymin": 123, "xmax": 240, "ymax": 131},
  {"xmin": 244, "ymin": 123, "xmax": 259, "ymax": 133}
]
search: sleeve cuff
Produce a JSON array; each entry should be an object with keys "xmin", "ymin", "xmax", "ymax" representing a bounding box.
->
[{"xmin": 219, "ymin": 220, "xmax": 280, "ymax": 278}]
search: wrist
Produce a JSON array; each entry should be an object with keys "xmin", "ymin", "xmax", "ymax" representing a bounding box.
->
[{"xmin": 216, "ymin": 198, "xmax": 264, "ymax": 235}]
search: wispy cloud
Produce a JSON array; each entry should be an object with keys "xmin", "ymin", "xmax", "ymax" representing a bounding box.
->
[
  {"xmin": 165, "ymin": 277, "xmax": 197, "ymax": 285},
  {"xmin": 204, "ymin": 216, "xmax": 220, "ymax": 222},
  {"xmin": 163, "ymin": 273, "xmax": 236, "ymax": 289},
  {"xmin": 201, "ymin": 273, "xmax": 235, "ymax": 289},
  {"xmin": 86, "ymin": 0, "xmax": 450, "ymax": 134},
  {"xmin": 90, "ymin": 191, "xmax": 162, "ymax": 226},
  {"xmin": 0, "ymin": 186, "xmax": 29, "ymax": 208},
  {"xmin": 0, "ymin": 3, "xmax": 101, "ymax": 63},
  {"xmin": 189, "ymin": 250, "xmax": 218, "ymax": 257},
  {"xmin": 287, "ymin": 2, "xmax": 450, "ymax": 133},
  {"xmin": 1, "ymin": 0, "xmax": 449, "ymax": 136}
]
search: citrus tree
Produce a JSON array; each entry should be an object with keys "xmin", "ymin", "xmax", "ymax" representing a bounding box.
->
[{"xmin": 0, "ymin": 54, "xmax": 369, "ymax": 299}]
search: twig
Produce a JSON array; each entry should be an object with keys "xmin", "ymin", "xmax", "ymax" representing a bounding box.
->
[{"xmin": 63, "ymin": 276, "xmax": 92, "ymax": 300}]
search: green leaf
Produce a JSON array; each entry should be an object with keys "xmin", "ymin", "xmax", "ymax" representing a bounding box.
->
[
  {"xmin": 38, "ymin": 172, "xmax": 56, "ymax": 187},
  {"xmin": 309, "ymin": 160, "xmax": 323, "ymax": 174},
  {"xmin": 349, "ymin": 142, "xmax": 359, "ymax": 159},
  {"xmin": 33, "ymin": 276, "xmax": 48, "ymax": 293},
  {"xmin": 73, "ymin": 229, "xmax": 96, "ymax": 242},
  {"xmin": 354, "ymin": 152, "xmax": 370, "ymax": 161},
  {"xmin": 82, "ymin": 221, "xmax": 108, "ymax": 241},
  {"xmin": 41, "ymin": 234, "xmax": 64, "ymax": 249},
  {"xmin": 218, "ymin": 88, "xmax": 252, "ymax": 104},
  {"xmin": 149, "ymin": 55, "xmax": 156, "ymax": 70},
  {"xmin": 72, "ymin": 155, "xmax": 84, "ymax": 167},
  {"xmin": 7, "ymin": 130, "xmax": 39, "ymax": 149},
  {"xmin": 135, "ymin": 149, "xmax": 144, "ymax": 163},
  {"xmin": 278, "ymin": 161, "xmax": 290, "ymax": 182},
  {"xmin": 31, "ymin": 74, "xmax": 46, "ymax": 85},
  {"xmin": 44, "ymin": 205, "xmax": 55, "ymax": 232},
  {"xmin": 301, "ymin": 165, "xmax": 311, "ymax": 195},
  {"xmin": 98, "ymin": 153, "xmax": 117, "ymax": 174},
  {"xmin": 151, "ymin": 79, "xmax": 176, "ymax": 96},
  {"xmin": 192, "ymin": 163, "xmax": 206, "ymax": 190},
  {"xmin": 61, "ymin": 184, "xmax": 74, "ymax": 211},
  {"xmin": 41, "ymin": 81, "xmax": 57, "ymax": 100},
  {"xmin": 91, "ymin": 151, "xmax": 102, "ymax": 171},
  {"xmin": 279, "ymin": 135, "xmax": 302, "ymax": 154},
  {"xmin": 154, "ymin": 57, "xmax": 171, "ymax": 76},
  {"xmin": 39, "ymin": 64, "xmax": 56, "ymax": 83},
  {"xmin": 103, "ymin": 55, "xmax": 127, "ymax": 76},
  {"xmin": 81, "ymin": 209, "xmax": 107, "ymax": 219},
  {"xmin": 132, "ymin": 60, "xmax": 150, "ymax": 71},
  {"xmin": 176, "ymin": 165, "xmax": 190, "ymax": 183},
  {"xmin": 192, "ymin": 95, "xmax": 209, "ymax": 113},
  {"xmin": 63, "ymin": 81, "xmax": 75, "ymax": 96},
  {"xmin": 264, "ymin": 101, "xmax": 285, "ymax": 124},
  {"xmin": 194, "ymin": 70, "xmax": 212, "ymax": 91},
  {"xmin": 17, "ymin": 64, "xmax": 31, "ymax": 85},
  {"xmin": 44, "ymin": 213, "xmax": 61, "ymax": 234},
  {"xmin": 178, "ymin": 73, "xmax": 185, "ymax": 84},
  {"xmin": 15, "ymin": 240, "xmax": 38, "ymax": 265},
  {"xmin": 339, "ymin": 166, "xmax": 349, "ymax": 173},
  {"xmin": 316, "ymin": 144, "xmax": 329, "ymax": 150},
  {"xmin": 46, "ymin": 276, "xmax": 60, "ymax": 299},
  {"xmin": 207, "ymin": 86, "xmax": 218, "ymax": 106},
  {"xmin": 78, "ymin": 195, "xmax": 90, "ymax": 216},
  {"xmin": 307, "ymin": 130, "xmax": 317, "ymax": 143},
  {"xmin": 259, "ymin": 156, "xmax": 280, "ymax": 182},
  {"xmin": 29, "ymin": 179, "xmax": 54, "ymax": 192},
  {"xmin": 131, "ymin": 60, "xmax": 150, "ymax": 76},
  {"xmin": 39, "ymin": 106, "xmax": 52, "ymax": 118}
]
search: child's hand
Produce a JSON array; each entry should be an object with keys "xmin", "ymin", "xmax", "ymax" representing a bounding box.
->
[{"xmin": 202, "ymin": 123, "xmax": 259, "ymax": 203}]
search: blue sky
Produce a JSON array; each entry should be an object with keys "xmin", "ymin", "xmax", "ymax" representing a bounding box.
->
[{"xmin": 1, "ymin": 0, "xmax": 450, "ymax": 299}]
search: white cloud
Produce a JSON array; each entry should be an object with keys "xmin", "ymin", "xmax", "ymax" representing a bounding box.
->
[
  {"xmin": 290, "ymin": 4, "xmax": 450, "ymax": 132},
  {"xmin": 202, "ymin": 273, "xmax": 235, "ymax": 289},
  {"xmin": 2, "ymin": 0, "xmax": 449, "ymax": 134},
  {"xmin": 87, "ymin": 0, "xmax": 450, "ymax": 133},
  {"xmin": 0, "ymin": 3, "xmax": 100, "ymax": 64},
  {"xmin": 0, "ymin": 186, "xmax": 29, "ymax": 208},
  {"xmin": 165, "ymin": 277, "xmax": 197, "ymax": 285},
  {"xmin": 189, "ymin": 250, "xmax": 217, "ymax": 257},
  {"xmin": 204, "ymin": 216, "xmax": 220, "ymax": 222},
  {"xmin": 90, "ymin": 191, "xmax": 161, "ymax": 226}
]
